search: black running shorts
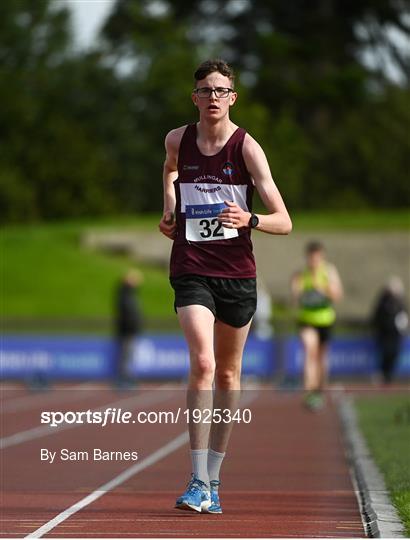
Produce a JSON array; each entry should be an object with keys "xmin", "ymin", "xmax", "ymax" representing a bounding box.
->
[
  {"xmin": 299, "ymin": 323, "xmax": 333, "ymax": 344},
  {"xmin": 170, "ymin": 274, "xmax": 257, "ymax": 328}
]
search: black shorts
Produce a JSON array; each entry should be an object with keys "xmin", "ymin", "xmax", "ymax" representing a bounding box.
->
[
  {"xmin": 170, "ymin": 274, "xmax": 257, "ymax": 328},
  {"xmin": 299, "ymin": 324, "xmax": 333, "ymax": 344}
]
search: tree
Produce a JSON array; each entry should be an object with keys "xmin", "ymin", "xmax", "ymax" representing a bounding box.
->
[
  {"xmin": 102, "ymin": 0, "xmax": 410, "ymax": 210},
  {"xmin": 1, "ymin": 0, "xmax": 409, "ymax": 222},
  {"xmin": 0, "ymin": 1, "xmax": 125, "ymax": 220}
]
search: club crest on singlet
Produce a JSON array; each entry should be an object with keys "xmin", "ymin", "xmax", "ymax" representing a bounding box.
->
[
  {"xmin": 222, "ymin": 161, "xmax": 234, "ymax": 175},
  {"xmin": 185, "ymin": 203, "xmax": 238, "ymax": 242}
]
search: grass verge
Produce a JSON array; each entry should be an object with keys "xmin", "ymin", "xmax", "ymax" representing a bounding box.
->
[
  {"xmin": 355, "ymin": 394, "xmax": 410, "ymax": 536},
  {"xmin": 0, "ymin": 220, "xmax": 174, "ymax": 329},
  {"xmin": 1, "ymin": 210, "xmax": 408, "ymax": 331}
]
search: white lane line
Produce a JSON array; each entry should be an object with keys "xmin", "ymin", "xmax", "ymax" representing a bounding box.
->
[
  {"xmin": 1, "ymin": 384, "xmax": 87, "ymax": 413},
  {"xmin": 25, "ymin": 431, "xmax": 189, "ymax": 539},
  {"xmin": 1, "ymin": 386, "xmax": 256, "ymax": 450},
  {"xmin": 23, "ymin": 534, "xmax": 361, "ymax": 538},
  {"xmin": 20, "ymin": 388, "xmax": 259, "ymax": 538},
  {"xmin": 1, "ymin": 383, "xmax": 181, "ymax": 413},
  {"xmin": 0, "ymin": 388, "xmax": 174, "ymax": 449}
]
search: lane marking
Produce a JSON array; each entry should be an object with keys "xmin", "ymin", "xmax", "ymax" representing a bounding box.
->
[
  {"xmin": 0, "ymin": 532, "xmax": 364, "ymax": 538},
  {"xmin": 1, "ymin": 520, "xmax": 361, "ymax": 527},
  {"xmin": 1, "ymin": 384, "xmax": 87, "ymax": 413},
  {"xmin": 19, "ymin": 389, "xmax": 258, "ymax": 538},
  {"xmin": 1, "ymin": 383, "xmax": 182, "ymax": 413},
  {"xmin": 0, "ymin": 387, "xmax": 175, "ymax": 449},
  {"xmin": 1, "ymin": 385, "xmax": 256, "ymax": 449},
  {"xmin": 25, "ymin": 431, "xmax": 189, "ymax": 539}
]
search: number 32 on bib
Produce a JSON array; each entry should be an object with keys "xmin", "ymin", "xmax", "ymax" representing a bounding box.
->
[{"xmin": 185, "ymin": 203, "xmax": 239, "ymax": 242}]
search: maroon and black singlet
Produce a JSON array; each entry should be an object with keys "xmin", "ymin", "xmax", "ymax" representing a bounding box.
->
[{"xmin": 170, "ymin": 123, "xmax": 256, "ymax": 279}]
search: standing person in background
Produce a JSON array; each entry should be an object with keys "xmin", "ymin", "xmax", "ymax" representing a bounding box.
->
[
  {"xmin": 159, "ymin": 58, "xmax": 292, "ymax": 514},
  {"xmin": 291, "ymin": 241, "xmax": 343, "ymax": 411},
  {"xmin": 114, "ymin": 268, "xmax": 143, "ymax": 388},
  {"xmin": 252, "ymin": 279, "xmax": 273, "ymax": 339},
  {"xmin": 372, "ymin": 276, "xmax": 408, "ymax": 384}
]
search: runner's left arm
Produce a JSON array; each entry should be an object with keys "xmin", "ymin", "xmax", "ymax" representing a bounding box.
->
[
  {"xmin": 218, "ymin": 134, "xmax": 292, "ymax": 235},
  {"xmin": 326, "ymin": 264, "xmax": 344, "ymax": 302}
]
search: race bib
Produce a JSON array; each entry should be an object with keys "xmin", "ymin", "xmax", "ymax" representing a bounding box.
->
[{"xmin": 185, "ymin": 203, "xmax": 239, "ymax": 242}]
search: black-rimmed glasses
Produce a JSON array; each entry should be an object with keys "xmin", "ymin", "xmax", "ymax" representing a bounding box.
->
[{"xmin": 194, "ymin": 87, "xmax": 233, "ymax": 98}]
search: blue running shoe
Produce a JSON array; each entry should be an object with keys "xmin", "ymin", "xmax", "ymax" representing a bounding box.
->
[
  {"xmin": 205, "ymin": 480, "xmax": 222, "ymax": 514},
  {"xmin": 175, "ymin": 474, "xmax": 211, "ymax": 513}
]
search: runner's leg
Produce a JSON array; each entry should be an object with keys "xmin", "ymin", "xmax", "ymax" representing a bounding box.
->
[
  {"xmin": 318, "ymin": 342, "xmax": 329, "ymax": 391},
  {"xmin": 300, "ymin": 327, "xmax": 320, "ymax": 391},
  {"xmin": 177, "ymin": 305, "xmax": 215, "ymax": 483},
  {"xmin": 209, "ymin": 319, "xmax": 251, "ymax": 461}
]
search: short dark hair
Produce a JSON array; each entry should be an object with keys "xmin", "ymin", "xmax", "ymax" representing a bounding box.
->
[
  {"xmin": 305, "ymin": 240, "xmax": 324, "ymax": 254},
  {"xmin": 194, "ymin": 59, "xmax": 235, "ymax": 88}
]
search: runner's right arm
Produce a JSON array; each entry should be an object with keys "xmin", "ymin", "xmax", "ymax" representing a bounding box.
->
[
  {"xmin": 290, "ymin": 272, "xmax": 303, "ymax": 305},
  {"xmin": 159, "ymin": 127, "xmax": 185, "ymax": 239}
]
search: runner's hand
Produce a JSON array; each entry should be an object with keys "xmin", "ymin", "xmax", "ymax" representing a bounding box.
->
[
  {"xmin": 159, "ymin": 211, "xmax": 177, "ymax": 239},
  {"xmin": 217, "ymin": 201, "xmax": 251, "ymax": 229}
]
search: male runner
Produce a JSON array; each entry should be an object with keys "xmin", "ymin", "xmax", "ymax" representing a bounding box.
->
[
  {"xmin": 291, "ymin": 241, "xmax": 343, "ymax": 411},
  {"xmin": 159, "ymin": 59, "xmax": 292, "ymax": 513}
]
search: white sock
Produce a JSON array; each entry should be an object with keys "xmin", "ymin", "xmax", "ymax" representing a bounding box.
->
[
  {"xmin": 208, "ymin": 448, "xmax": 225, "ymax": 483},
  {"xmin": 190, "ymin": 449, "xmax": 209, "ymax": 486}
]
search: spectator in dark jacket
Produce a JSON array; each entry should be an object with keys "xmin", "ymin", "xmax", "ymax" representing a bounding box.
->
[
  {"xmin": 115, "ymin": 269, "xmax": 143, "ymax": 387},
  {"xmin": 372, "ymin": 276, "xmax": 408, "ymax": 384}
]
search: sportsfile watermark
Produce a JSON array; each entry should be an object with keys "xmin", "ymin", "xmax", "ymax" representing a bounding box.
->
[
  {"xmin": 41, "ymin": 407, "xmax": 252, "ymax": 427},
  {"xmin": 5, "ymin": 386, "xmax": 398, "ymax": 495},
  {"xmin": 2, "ymin": 387, "xmax": 261, "ymax": 492}
]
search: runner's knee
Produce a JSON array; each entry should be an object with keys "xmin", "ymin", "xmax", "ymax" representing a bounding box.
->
[
  {"xmin": 190, "ymin": 352, "xmax": 215, "ymax": 383},
  {"xmin": 215, "ymin": 365, "xmax": 241, "ymax": 389}
]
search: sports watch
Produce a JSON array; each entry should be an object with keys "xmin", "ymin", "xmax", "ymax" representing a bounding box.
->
[{"xmin": 249, "ymin": 213, "xmax": 259, "ymax": 229}]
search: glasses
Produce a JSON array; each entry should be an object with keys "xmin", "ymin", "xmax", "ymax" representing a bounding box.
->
[{"xmin": 194, "ymin": 87, "xmax": 233, "ymax": 98}]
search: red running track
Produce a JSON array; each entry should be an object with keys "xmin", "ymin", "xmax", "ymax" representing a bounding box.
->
[{"xmin": 1, "ymin": 383, "xmax": 365, "ymax": 538}]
